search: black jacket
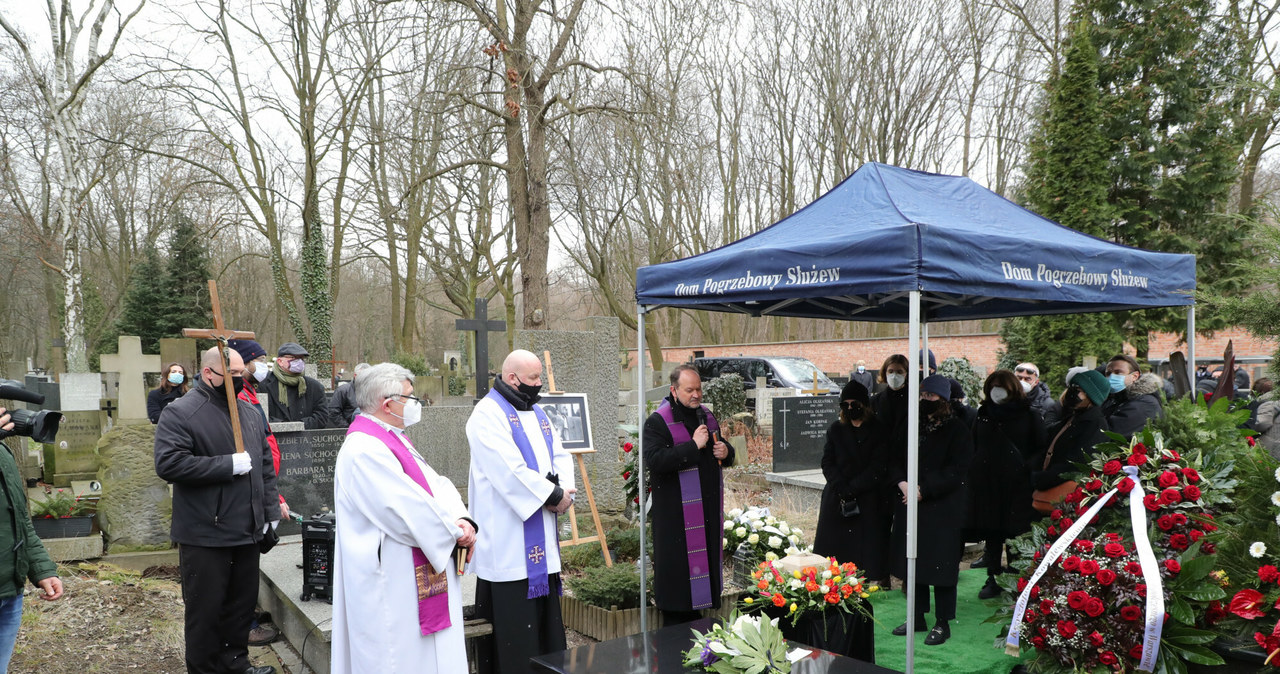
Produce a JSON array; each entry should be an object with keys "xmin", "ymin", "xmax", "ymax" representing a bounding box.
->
[
  {"xmin": 642, "ymin": 395, "xmax": 736, "ymax": 611},
  {"xmin": 1031, "ymin": 405, "xmax": 1109, "ymax": 491},
  {"xmin": 889, "ymin": 414, "xmax": 974, "ymax": 586},
  {"xmin": 813, "ymin": 418, "xmax": 891, "ymax": 579},
  {"xmin": 1027, "ymin": 382, "xmax": 1062, "ymax": 425},
  {"xmin": 147, "ymin": 386, "xmax": 185, "ymax": 424},
  {"xmin": 154, "ymin": 380, "xmax": 280, "ymax": 547},
  {"xmin": 1101, "ymin": 373, "xmax": 1164, "ymax": 438},
  {"xmin": 260, "ymin": 372, "xmax": 331, "ymax": 429},
  {"xmin": 326, "ymin": 383, "xmax": 357, "ymax": 428},
  {"xmin": 966, "ymin": 401, "xmax": 1046, "ymax": 538}
]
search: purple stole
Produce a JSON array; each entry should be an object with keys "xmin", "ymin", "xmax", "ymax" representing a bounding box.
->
[
  {"xmin": 485, "ymin": 388, "xmax": 557, "ymax": 599},
  {"xmin": 655, "ymin": 401, "xmax": 721, "ymax": 610},
  {"xmin": 347, "ymin": 415, "xmax": 451, "ymax": 636}
]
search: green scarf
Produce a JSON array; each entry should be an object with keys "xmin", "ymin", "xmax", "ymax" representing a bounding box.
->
[{"xmin": 274, "ymin": 361, "xmax": 306, "ymax": 400}]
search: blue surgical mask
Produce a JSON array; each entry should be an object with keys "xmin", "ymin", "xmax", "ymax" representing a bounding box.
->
[
  {"xmin": 856, "ymin": 366, "xmax": 866, "ymax": 373},
  {"xmin": 168, "ymin": 372, "xmax": 185, "ymax": 385},
  {"xmin": 1108, "ymin": 373, "xmax": 1128, "ymax": 392}
]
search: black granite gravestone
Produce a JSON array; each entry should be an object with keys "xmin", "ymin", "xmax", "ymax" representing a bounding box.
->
[
  {"xmin": 274, "ymin": 426, "xmax": 346, "ymax": 535},
  {"xmin": 772, "ymin": 396, "xmax": 839, "ymax": 473}
]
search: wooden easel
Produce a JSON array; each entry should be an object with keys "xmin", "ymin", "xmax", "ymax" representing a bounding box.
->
[
  {"xmin": 181, "ymin": 281, "xmax": 255, "ymax": 454},
  {"xmin": 543, "ymin": 351, "xmax": 612, "ymax": 567}
]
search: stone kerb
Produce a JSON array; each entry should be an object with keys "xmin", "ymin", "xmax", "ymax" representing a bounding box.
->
[
  {"xmin": 517, "ymin": 316, "xmax": 624, "ymax": 518},
  {"xmin": 97, "ymin": 423, "xmax": 172, "ymax": 550}
]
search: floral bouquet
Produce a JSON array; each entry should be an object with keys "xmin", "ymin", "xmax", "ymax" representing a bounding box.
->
[
  {"xmin": 620, "ymin": 438, "xmax": 641, "ymax": 508},
  {"xmin": 999, "ymin": 430, "xmax": 1230, "ymax": 673},
  {"xmin": 723, "ymin": 506, "xmax": 806, "ymax": 564},
  {"xmin": 683, "ymin": 612, "xmax": 810, "ymax": 673},
  {"xmin": 742, "ymin": 557, "xmax": 875, "ymax": 626}
]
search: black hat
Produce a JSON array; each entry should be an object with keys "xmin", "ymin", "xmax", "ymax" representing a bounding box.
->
[
  {"xmin": 921, "ymin": 374, "xmax": 951, "ymax": 399},
  {"xmin": 840, "ymin": 380, "xmax": 870, "ymax": 405},
  {"xmin": 277, "ymin": 342, "xmax": 309, "ymax": 357},
  {"xmin": 948, "ymin": 378, "xmax": 965, "ymax": 401},
  {"xmin": 228, "ymin": 339, "xmax": 266, "ymax": 362}
]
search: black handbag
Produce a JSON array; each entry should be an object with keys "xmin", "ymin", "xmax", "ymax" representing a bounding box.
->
[
  {"xmin": 258, "ymin": 524, "xmax": 279, "ymax": 554},
  {"xmin": 839, "ymin": 495, "xmax": 861, "ymax": 517}
]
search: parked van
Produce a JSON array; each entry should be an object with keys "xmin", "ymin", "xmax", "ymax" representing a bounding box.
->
[{"xmin": 693, "ymin": 356, "xmax": 841, "ymax": 398}]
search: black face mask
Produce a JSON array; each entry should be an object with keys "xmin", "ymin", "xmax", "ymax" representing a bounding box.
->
[
  {"xmin": 919, "ymin": 399, "xmax": 945, "ymax": 416},
  {"xmin": 841, "ymin": 401, "xmax": 865, "ymax": 418},
  {"xmin": 211, "ymin": 375, "xmax": 245, "ymax": 397},
  {"xmin": 513, "ymin": 376, "xmax": 542, "ymax": 400}
]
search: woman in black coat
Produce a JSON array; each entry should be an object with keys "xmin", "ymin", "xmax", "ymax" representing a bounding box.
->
[
  {"xmin": 813, "ymin": 381, "xmax": 890, "ymax": 580},
  {"xmin": 1030, "ymin": 369, "xmax": 1111, "ymax": 496},
  {"xmin": 870, "ymin": 353, "xmax": 909, "ymax": 587},
  {"xmin": 966, "ymin": 370, "xmax": 1046, "ymax": 600},
  {"xmin": 889, "ymin": 375, "xmax": 973, "ymax": 646},
  {"xmin": 147, "ymin": 362, "xmax": 190, "ymax": 424}
]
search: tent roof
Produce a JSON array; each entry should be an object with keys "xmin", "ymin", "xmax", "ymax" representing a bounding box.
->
[{"xmin": 634, "ymin": 163, "xmax": 1196, "ymax": 322}]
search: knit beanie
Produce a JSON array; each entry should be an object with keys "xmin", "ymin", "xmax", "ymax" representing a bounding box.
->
[
  {"xmin": 840, "ymin": 380, "xmax": 870, "ymax": 405},
  {"xmin": 227, "ymin": 339, "xmax": 267, "ymax": 363},
  {"xmin": 921, "ymin": 374, "xmax": 951, "ymax": 399},
  {"xmin": 1073, "ymin": 369, "xmax": 1110, "ymax": 406}
]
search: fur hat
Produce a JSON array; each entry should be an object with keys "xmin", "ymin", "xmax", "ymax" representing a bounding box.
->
[
  {"xmin": 1073, "ymin": 369, "xmax": 1110, "ymax": 406},
  {"xmin": 921, "ymin": 374, "xmax": 951, "ymax": 399},
  {"xmin": 840, "ymin": 380, "xmax": 870, "ymax": 405}
]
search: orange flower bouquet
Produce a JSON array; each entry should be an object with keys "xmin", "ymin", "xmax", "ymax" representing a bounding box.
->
[{"xmin": 742, "ymin": 557, "xmax": 876, "ymax": 627}]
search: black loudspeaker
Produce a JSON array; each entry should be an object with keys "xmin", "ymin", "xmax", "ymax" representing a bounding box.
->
[{"xmin": 300, "ymin": 511, "xmax": 336, "ymax": 603}]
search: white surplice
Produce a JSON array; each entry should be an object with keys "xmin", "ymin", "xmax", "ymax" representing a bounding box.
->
[
  {"xmin": 467, "ymin": 396, "xmax": 575, "ymax": 582},
  {"xmin": 331, "ymin": 414, "xmax": 469, "ymax": 674}
]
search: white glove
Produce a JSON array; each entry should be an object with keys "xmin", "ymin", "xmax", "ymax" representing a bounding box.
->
[
  {"xmin": 263, "ymin": 521, "xmax": 279, "ymax": 533},
  {"xmin": 231, "ymin": 452, "xmax": 252, "ymax": 475}
]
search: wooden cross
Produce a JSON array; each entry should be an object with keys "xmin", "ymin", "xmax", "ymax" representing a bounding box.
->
[
  {"xmin": 181, "ymin": 280, "xmax": 256, "ymax": 454},
  {"xmin": 801, "ymin": 372, "xmax": 826, "ymax": 396},
  {"xmin": 317, "ymin": 345, "xmax": 348, "ymax": 389},
  {"xmin": 455, "ymin": 297, "xmax": 506, "ymax": 400}
]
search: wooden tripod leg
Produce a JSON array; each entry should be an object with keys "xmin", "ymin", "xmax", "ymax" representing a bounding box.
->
[{"xmin": 575, "ymin": 453, "xmax": 613, "ymax": 567}]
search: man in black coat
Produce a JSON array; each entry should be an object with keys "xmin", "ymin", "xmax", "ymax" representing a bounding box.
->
[
  {"xmin": 642, "ymin": 364, "xmax": 734, "ymax": 626},
  {"xmin": 1101, "ymin": 355, "xmax": 1164, "ymax": 438},
  {"xmin": 155, "ymin": 346, "xmax": 280, "ymax": 674},
  {"xmin": 260, "ymin": 342, "xmax": 330, "ymax": 429},
  {"xmin": 324, "ymin": 362, "xmax": 370, "ymax": 428}
]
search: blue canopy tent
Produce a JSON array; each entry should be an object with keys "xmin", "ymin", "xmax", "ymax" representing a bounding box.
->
[{"xmin": 631, "ymin": 162, "xmax": 1197, "ymax": 671}]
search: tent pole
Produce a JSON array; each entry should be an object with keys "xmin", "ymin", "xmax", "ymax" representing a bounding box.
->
[
  {"xmin": 906, "ymin": 291, "xmax": 921, "ymax": 673},
  {"xmin": 637, "ymin": 306, "xmax": 648, "ymax": 633},
  {"xmin": 1187, "ymin": 306, "xmax": 1196, "ymax": 398}
]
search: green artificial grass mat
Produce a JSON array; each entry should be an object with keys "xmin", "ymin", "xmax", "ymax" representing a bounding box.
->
[{"xmin": 867, "ymin": 568, "xmax": 1029, "ymax": 673}]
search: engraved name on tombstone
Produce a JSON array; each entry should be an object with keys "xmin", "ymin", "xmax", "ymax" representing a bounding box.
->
[
  {"xmin": 771, "ymin": 396, "xmax": 840, "ymax": 473},
  {"xmin": 273, "ymin": 426, "xmax": 346, "ymax": 535}
]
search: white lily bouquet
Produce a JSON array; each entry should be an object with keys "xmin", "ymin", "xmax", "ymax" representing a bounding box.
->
[
  {"xmin": 723, "ymin": 506, "xmax": 807, "ymax": 564},
  {"xmin": 683, "ymin": 612, "xmax": 811, "ymax": 673}
]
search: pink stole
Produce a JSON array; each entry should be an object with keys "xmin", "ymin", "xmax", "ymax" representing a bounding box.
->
[{"xmin": 347, "ymin": 415, "xmax": 451, "ymax": 636}]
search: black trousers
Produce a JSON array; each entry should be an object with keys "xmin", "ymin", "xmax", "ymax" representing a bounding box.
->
[
  {"xmin": 179, "ymin": 543, "xmax": 259, "ymax": 674},
  {"xmin": 911, "ymin": 583, "xmax": 958, "ymax": 622},
  {"xmin": 982, "ymin": 537, "xmax": 1006, "ymax": 577},
  {"xmin": 476, "ymin": 574, "xmax": 567, "ymax": 673}
]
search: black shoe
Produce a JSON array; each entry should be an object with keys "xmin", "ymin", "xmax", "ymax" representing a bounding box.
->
[
  {"xmin": 978, "ymin": 578, "xmax": 1002, "ymax": 600},
  {"xmin": 925, "ymin": 622, "xmax": 951, "ymax": 646},
  {"xmin": 242, "ymin": 667, "xmax": 277, "ymax": 674},
  {"xmin": 892, "ymin": 620, "xmax": 928, "ymax": 636},
  {"xmin": 970, "ymin": 557, "xmax": 989, "ymax": 569}
]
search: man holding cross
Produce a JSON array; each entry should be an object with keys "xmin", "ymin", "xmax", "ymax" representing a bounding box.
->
[{"xmin": 155, "ymin": 346, "xmax": 280, "ymax": 674}]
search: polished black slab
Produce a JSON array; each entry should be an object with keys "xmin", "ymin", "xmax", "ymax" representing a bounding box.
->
[{"xmin": 531, "ymin": 617, "xmax": 897, "ymax": 674}]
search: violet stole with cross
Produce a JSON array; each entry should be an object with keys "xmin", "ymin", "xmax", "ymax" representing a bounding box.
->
[{"xmin": 655, "ymin": 400, "xmax": 721, "ymax": 610}]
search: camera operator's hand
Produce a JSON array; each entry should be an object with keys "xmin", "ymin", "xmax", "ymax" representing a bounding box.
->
[
  {"xmin": 37, "ymin": 576, "xmax": 63, "ymax": 601},
  {"xmin": 0, "ymin": 407, "xmax": 12, "ymax": 433}
]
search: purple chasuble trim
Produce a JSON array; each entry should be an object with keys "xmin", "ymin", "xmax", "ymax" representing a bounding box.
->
[
  {"xmin": 347, "ymin": 415, "xmax": 451, "ymax": 636},
  {"xmin": 655, "ymin": 400, "xmax": 721, "ymax": 610},
  {"xmin": 484, "ymin": 388, "xmax": 558, "ymax": 599}
]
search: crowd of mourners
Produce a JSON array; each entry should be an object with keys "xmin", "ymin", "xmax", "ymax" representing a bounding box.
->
[{"xmin": 812, "ymin": 352, "xmax": 1275, "ymax": 647}]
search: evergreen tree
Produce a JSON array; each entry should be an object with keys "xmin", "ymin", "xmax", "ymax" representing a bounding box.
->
[
  {"xmin": 114, "ymin": 247, "xmax": 170, "ymax": 354},
  {"xmin": 161, "ymin": 212, "xmax": 213, "ymax": 337},
  {"xmin": 1007, "ymin": 15, "xmax": 1126, "ymax": 384}
]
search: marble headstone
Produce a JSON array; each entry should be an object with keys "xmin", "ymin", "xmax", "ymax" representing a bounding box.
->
[
  {"xmin": 58, "ymin": 372, "xmax": 103, "ymax": 412},
  {"xmin": 99, "ymin": 336, "xmax": 161, "ymax": 423},
  {"xmin": 43, "ymin": 409, "xmax": 103, "ymax": 486},
  {"xmin": 273, "ymin": 424, "xmax": 346, "ymax": 535},
  {"xmin": 771, "ymin": 396, "xmax": 839, "ymax": 473}
]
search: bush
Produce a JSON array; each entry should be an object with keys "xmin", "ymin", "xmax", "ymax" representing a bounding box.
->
[
  {"xmin": 937, "ymin": 356, "xmax": 983, "ymax": 402},
  {"xmin": 606, "ymin": 526, "xmax": 652, "ymax": 562},
  {"xmin": 703, "ymin": 373, "xmax": 746, "ymax": 420},
  {"xmin": 390, "ymin": 351, "xmax": 429, "ymax": 375},
  {"xmin": 567, "ymin": 564, "xmax": 651, "ymax": 610},
  {"xmin": 560, "ymin": 542, "xmax": 606, "ymax": 570},
  {"xmin": 447, "ymin": 375, "xmax": 466, "ymax": 396}
]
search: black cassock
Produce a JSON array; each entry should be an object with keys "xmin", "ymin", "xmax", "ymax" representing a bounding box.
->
[
  {"xmin": 642, "ymin": 396, "xmax": 736, "ymax": 612},
  {"xmin": 812, "ymin": 418, "xmax": 891, "ymax": 580}
]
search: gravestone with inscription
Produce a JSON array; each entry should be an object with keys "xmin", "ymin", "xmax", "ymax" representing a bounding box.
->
[
  {"xmin": 771, "ymin": 396, "xmax": 840, "ymax": 473},
  {"xmin": 272, "ymin": 423, "xmax": 346, "ymax": 535},
  {"xmin": 59, "ymin": 373, "xmax": 102, "ymax": 413},
  {"xmin": 44, "ymin": 410, "xmax": 103, "ymax": 486},
  {"xmin": 100, "ymin": 336, "xmax": 162, "ymax": 423}
]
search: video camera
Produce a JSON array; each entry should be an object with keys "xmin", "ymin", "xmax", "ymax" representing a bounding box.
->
[{"xmin": 0, "ymin": 379, "xmax": 62, "ymax": 444}]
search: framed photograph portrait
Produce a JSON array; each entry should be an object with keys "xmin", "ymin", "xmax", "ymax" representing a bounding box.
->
[{"xmin": 542, "ymin": 393, "xmax": 592, "ymax": 451}]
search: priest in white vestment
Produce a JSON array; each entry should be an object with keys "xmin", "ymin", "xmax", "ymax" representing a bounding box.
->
[
  {"xmin": 468, "ymin": 349, "xmax": 576, "ymax": 673},
  {"xmin": 331, "ymin": 363, "xmax": 478, "ymax": 674}
]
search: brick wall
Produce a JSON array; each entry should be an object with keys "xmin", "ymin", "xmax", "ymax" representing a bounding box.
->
[{"xmin": 627, "ymin": 328, "xmax": 1277, "ymax": 376}]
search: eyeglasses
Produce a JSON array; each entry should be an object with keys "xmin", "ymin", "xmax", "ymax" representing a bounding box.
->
[
  {"xmin": 386, "ymin": 394, "xmax": 423, "ymax": 405},
  {"xmin": 1015, "ymin": 366, "xmax": 1038, "ymax": 375}
]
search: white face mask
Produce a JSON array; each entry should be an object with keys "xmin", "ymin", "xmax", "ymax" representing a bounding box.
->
[
  {"xmin": 887, "ymin": 373, "xmax": 906, "ymax": 390},
  {"xmin": 395, "ymin": 399, "xmax": 422, "ymax": 427},
  {"xmin": 989, "ymin": 387, "xmax": 1009, "ymax": 404},
  {"xmin": 252, "ymin": 360, "xmax": 271, "ymax": 382},
  {"xmin": 1020, "ymin": 379, "xmax": 1033, "ymax": 394}
]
